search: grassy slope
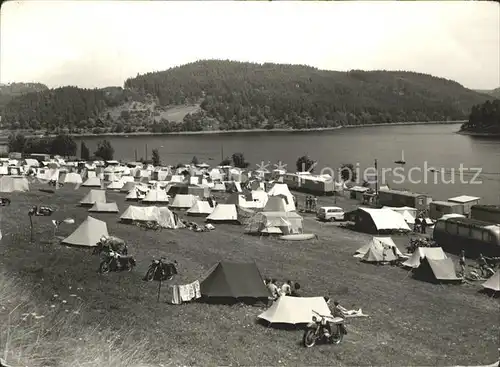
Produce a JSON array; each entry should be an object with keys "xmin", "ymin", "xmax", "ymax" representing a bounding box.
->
[{"xmin": 0, "ymin": 183, "xmax": 498, "ymax": 366}]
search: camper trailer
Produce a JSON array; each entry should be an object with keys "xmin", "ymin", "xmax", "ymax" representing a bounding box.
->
[
  {"xmin": 470, "ymin": 205, "xmax": 500, "ymax": 224},
  {"xmin": 429, "ymin": 201, "xmax": 464, "ymax": 220},
  {"xmin": 432, "ymin": 217, "xmax": 500, "ymax": 257},
  {"xmin": 377, "ymin": 189, "xmax": 430, "ymax": 212},
  {"xmin": 447, "ymin": 195, "xmax": 480, "ymax": 216}
]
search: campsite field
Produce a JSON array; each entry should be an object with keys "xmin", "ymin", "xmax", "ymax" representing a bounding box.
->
[{"xmin": 0, "ymin": 183, "xmax": 498, "ymax": 366}]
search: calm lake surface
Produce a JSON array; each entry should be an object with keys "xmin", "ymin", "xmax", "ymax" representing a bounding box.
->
[{"xmin": 75, "ymin": 124, "xmax": 500, "ymax": 203}]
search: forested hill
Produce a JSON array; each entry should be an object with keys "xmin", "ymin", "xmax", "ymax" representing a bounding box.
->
[
  {"xmin": 0, "ymin": 60, "xmax": 491, "ymax": 134},
  {"xmin": 460, "ymin": 99, "xmax": 500, "ymax": 135},
  {"xmin": 0, "ymin": 82, "xmax": 48, "ymax": 109},
  {"xmin": 124, "ymin": 60, "xmax": 489, "ymax": 130}
]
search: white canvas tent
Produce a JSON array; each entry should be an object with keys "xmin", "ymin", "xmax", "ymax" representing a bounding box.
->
[
  {"xmin": 170, "ymin": 194, "xmax": 199, "ymax": 209},
  {"xmin": 61, "ymin": 216, "xmax": 108, "ymax": 247},
  {"xmin": 142, "ymin": 189, "xmax": 170, "ymax": 204},
  {"xmin": 258, "ymin": 296, "xmax": 332, "ymax": 325},
  {"xmin": 107, "ymin": 180, "xmax": 124, "ymax": 190},
  {"xmin": 187, "ymin": 200, "xmax": 214, "ymax": 216},
  {"xmin": 206, "ymin": 204, "xmax": 239, "ymax": 222},
  {"xmin": 354, "ymin": 237, "xmax": 404, "ymax": 258},
  {"xmin": 267, "ymin": 183, "xmax": 296, "ymax": 211},
  {"xmin": 121, "ymin": 181, "xmax": 137, "ymax": 193},
  {"xmin": 88, "ymin": 202, "xmax": 119, "ymax": 213},
  {"xmin": 82, "ymin": 176, "xmax": 102, "ymax": 187},
  {"xmin": 482, "ymin": 271, "xmax": 500, "ymax": 292},
  {"xmin": 263, "ymin": 196, "xmax": 293, "ymax": 212},
  {"xmin": 64, "ymin": 172, "xmax": 82, "ymax": 184},
  {"xmin": 402, "ymin": 247, "xmax": 448, "ymax": 268},
  {"xmin": 212, "ymin": 182, "xmax": 226, "ymax": 192},
  {"xmin": 0, "ymin": 176, "xmax": 29, "ymax": 193},
  {"xmin": 80, "ymin": 190, "xmax": 106, "ymax": 206},
  {"xmin": 246, "ymin": 211, "xmax": 303, "ymax": 235},
  {"xmin": 250, "ymin": 189, "xmax": 269, "ymax": 208},
  {"xmin": 358, "ymin": 208, "xmax": 411, "ymax": 232},
  {"xmin": 120, "ymin": 205, "xmax": 184, "ymax": 229}
]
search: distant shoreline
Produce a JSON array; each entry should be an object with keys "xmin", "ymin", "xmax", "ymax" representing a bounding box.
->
[{"xmin": 0, "ymin": 120, "xmax": 465, "ymax": 141}]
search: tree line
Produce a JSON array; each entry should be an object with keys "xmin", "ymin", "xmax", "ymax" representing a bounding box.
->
[
  {"xmin": 1, "ymin": 60, "xmax": 491, "ymax": 134},
  {"xmin": 8, "ymin": 133, "xmax": 115, "ymax": 161},
  {"xmin": 460, "ymin": 99, "xmax": 500, "ymax": 134}
]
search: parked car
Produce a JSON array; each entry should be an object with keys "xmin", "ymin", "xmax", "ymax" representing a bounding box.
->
[{"xmin": 317, "ymin": 206, "xmax": 345, "ymax": 221}]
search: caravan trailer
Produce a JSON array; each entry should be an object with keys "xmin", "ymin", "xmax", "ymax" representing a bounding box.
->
[{"xmin": 432, "ymin": 217, "xmax": 500, "ymax": 257}]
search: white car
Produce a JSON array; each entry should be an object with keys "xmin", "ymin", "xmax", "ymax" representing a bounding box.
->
[{"xmin": 317, "ymin": 206, "xmax": 345, "ymax": 221}]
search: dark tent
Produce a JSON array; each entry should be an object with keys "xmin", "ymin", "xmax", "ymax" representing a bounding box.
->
[
  {"xmin": 200, "ymin": 262, "xmax": 271, "ymax": 303},
  {"xmin": 413, "ymin": 258, "xmax": 462, "ymax": 283}
]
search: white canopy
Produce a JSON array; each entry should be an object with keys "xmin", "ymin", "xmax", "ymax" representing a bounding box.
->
[{"xmin": 359, "ymin": 208, "xmax": 411, "ymax": 231}]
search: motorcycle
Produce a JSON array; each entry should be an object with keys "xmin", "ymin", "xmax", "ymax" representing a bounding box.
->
[
  {"xmin": 99, "ymin": 252, "xmax": 136, "ymax": 273},
  {"xmin": 144, "ymin": 257, "xmax": 178, "ymax": 281},
  {"xmin": 303, "ymin": 310, "xmax": 347, "ymax": 348}
]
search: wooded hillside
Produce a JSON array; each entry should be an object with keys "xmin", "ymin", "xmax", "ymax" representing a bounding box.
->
[
  {"xmin": 460, "ymin": 99, "xmax": 500, "ymax": 134},
  {"xmin": 0, "ymin": 60, "xmax": 491, "ymax": 133}
]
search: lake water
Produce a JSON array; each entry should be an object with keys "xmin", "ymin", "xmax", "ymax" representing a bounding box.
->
[{"xmin": 75, "ymin": 124, "xmax": 500, "ymax": 203}]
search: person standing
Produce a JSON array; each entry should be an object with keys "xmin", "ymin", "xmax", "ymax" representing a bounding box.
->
[
  {"xmin": 459, "ymin": 250, "xmax": 466, "ymax": 276},
  {"xmin": 421, "ymin": 216, "xmax": 427, "ymax": 234}
]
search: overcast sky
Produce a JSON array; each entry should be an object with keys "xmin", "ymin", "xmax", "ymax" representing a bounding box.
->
[{"xmin": 1, "ymin": 1, "xmax": 499, "ymax": 90}]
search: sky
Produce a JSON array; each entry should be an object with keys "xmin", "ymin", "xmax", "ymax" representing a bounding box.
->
[{"xmin": 1, "ymin": 1, "xmax": 499, "ymax": 90}]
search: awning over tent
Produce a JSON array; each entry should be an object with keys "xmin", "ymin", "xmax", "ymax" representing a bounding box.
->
[{"xmin": 258, "ymin": 296, "xmax": 332, "ymax": 324}]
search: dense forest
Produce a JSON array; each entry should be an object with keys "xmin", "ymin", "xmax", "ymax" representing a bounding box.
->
[
  {"xmin": 460, "ymin": 99, "xmax": 500, "ymax": 134},
  {"xmin": 0, "ymin": 60, "xmax": 492, "ymax": 133},
  {"xmin": 0, "ymin": 82, "xmax": 48, "ymax": 110}
]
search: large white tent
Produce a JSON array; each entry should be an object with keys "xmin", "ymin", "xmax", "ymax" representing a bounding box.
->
[
  {"xmin": 0, "ymin": 176, "xmax": 30, "ymax": 193},
  {"xmin": 142, "ymin": 189, "xmax": 170, "ymax": 204},
  {"xmin": 88, "ymin": 202, "xmax": 119, "ymax": 213},
  {"xmin": 187, "ymin": 200, "xmax": 214, "ymax": 216},
  {"xmin": 64, "ymin": 172, "xmax": 83, "ymax": 184},
  {"xmin": 206, "ymin": 204, "xmax": 239, "ymax": 222},
  {"xmin": 80, "ymin": 190, "xmax": 107, "ymax": 206},
  {"xmin": 267, "ymin": 183, "xmax": 296, "ymax": 211},
  {"xmin": 170, "ymin": 194, "xmax": 199, "ymax": 209}
]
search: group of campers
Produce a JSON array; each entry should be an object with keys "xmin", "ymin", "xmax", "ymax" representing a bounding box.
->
[
  {"xmin": 264, "ymin": 279, "xmax": 301, "ymax": 299},
  {"xmin": 461, "ymin": 251, "xmax": 499, "ymax": 278},
  {"xmin": 413, "ymin": 215, "xmax": 428, "ymax": 234},
  {"xmin": 304, "ymin": 196, "xmax": 318, "ymax": 212}
]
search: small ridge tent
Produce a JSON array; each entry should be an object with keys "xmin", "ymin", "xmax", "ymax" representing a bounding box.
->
[
  {"xmin": 120, "ymin": 181, "xmax": 137, "ymax": 193},
  {"xmin": 170, "ymin": 194, "xmax": 199, "ymax": 209},
  {"xmin": 212, "ymin": 182, "xmax": 226, "ymax": 192},
  {"xmin": 142, "ymin": 189, "xmax": 170, "ymax": 204},
  {"xmin": 482, "ymin": 271, "xmax": 500, "ymax": 292},
  {"xmin": 354, "ymin": 237, "xmax": 404, "ymax": 260},
  {"xmin": 258, "ymin": 296, "xmax": 332, "ymax": 325},
  {"xmin": 88, "ymin": 202, "xmax": 119, "ymax": 213},
  {"xmin": 206, "ymin": 204, "xmax": 239, "ymax": 223},
  {"xmin": 61, "ymin": 216, "xmax": 108, "ymax": 247},
  {"xmin": 107, "ymin": 180, "xmax": 124, "ymax": 190},
  {"xmin": 82, "ymin": 176, "xmax": 102, "ymax": 187},
  {"xmin": 246, "ymin": 211, "xmax": 303, "ymax": 235},
  {"xmin": 402, "ymin": 247, "xmax": 447, "ymax": 268},
  {"xmin": 80, "ymin": 190, "xmax": 106, "ymax": 206},
  {"xmin": 187, "ymin": 200, "xmax": 214, "ymax": 216},
  {"xmin": 64, "ymin": 172, "xmax": 82, "ymax": 185},
  {"xmin": 200, "ymin": 262, "xmax": 270, "ymax": 302},
  {"xmin": 413, "ymin": 258, "xmax": 462, "ymax": 283},
  {"xmin": 120, "ymin": 205, "xmax": 184, "ymax": 229},
  {"xmin": 0, "ymin": 176, "xmax": 29, "ymax": 193}
]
